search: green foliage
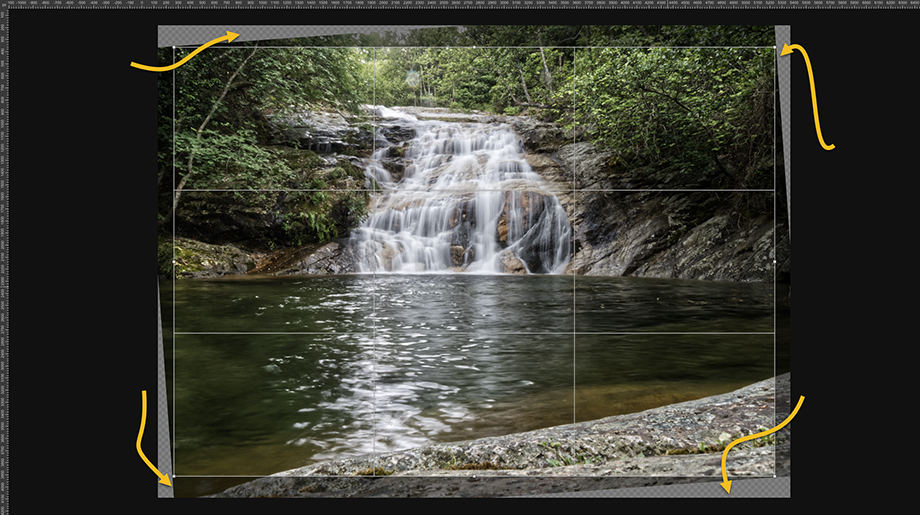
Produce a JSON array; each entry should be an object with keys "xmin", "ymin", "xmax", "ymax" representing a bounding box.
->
[
  {"xmin": 332, "ymin": 160, "xmax": 366, "ymax": 182},
  {"xmin": 538, "ymin": 440, "xmax": 598, "ymax": 467},
  {"xmin": 310, "ymin": 191, "xmax": 328, "ymax": 205},
  {"xmin": 281, "ymin": 210, "xmax": 338, "ymax": 246},
  {"xmin": 370, "ymin": 43, "xmax": 570, "ymax": 114},
  {"xmin": 342, "ymin": 193, "xmax": 370, "ymax": 226},
  {"xmin": 573, "ymin": 46, "xmax": 774, "ymax": 188},
  {"xmin": 747, "ymin": 426, "xmax": 787, "ymax": 448},
  {"xmin": 279, "ymin": 148, "xmax": 324, "ymax": 174},
  {"xmin": 175, "ymin": 129, "xmax": 295, "ymax": 190},
  {"xmin": 439, "ymin": 456, "xmax": 508, "ymax": 471},
  {"xmin": 160, "ymin": 25, "xmax": 777, "ymax": 245},
  {"xmin": 308, "ymin": 178, "xmax": 329, "ymax": 205},
  {"xmin": 304, "ymin": 211, "xmax": 338, "ymax": 242},
  {"xmin": 157, "ymin": 236, "xmax": 175, "ymax": 278},
  {"xmin": 162, "ymin": 45, "xmax": 368, "ymax": 218},
  {"xmin": 157, "ymin": 48, "xmax": 176, "ymax": 179},
  {"xmin": 664, "ymin": 427, "xmax": 786, "ymax": 456},
  {"xmin": 161, "ymin": 26, "xmax": 774, "ymax": 193},
  {"xmin": 279, "ymin": 177, "xmax": 370, "ymax": 248}
]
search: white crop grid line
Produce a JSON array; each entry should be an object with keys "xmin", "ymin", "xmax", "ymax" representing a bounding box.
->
[
  {"xmin": 772, "ymin": 46, "xmax": 778, "ymax": 476},
  {"xmin": 773, "ymin": 47, "xmax": 778, "ymax": 392},
  {"xmin": 171, "ymin": 45, "xmax": 177, "ymax": 478},
  {"xmin": 167, "ymin": 43, "xmax": 779, "ymax": 479},
  {"xmin": 175, "ymin": 331, "xmax": 773, "ymax": 335},
  {"xmin": 371, "ymin": 47, "xmax": 378, "ymax": 471},
  {"xmin": 572, "ymin": 47, "xmax": 578, "ymax": 434}
]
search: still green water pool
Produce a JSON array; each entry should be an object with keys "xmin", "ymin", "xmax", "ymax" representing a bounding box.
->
[{"xmin": 159, "ymin": 273, "xmax": 788, "ymax": 496}]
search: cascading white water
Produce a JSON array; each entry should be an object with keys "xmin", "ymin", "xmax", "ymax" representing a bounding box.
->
[{"xmin": 350, "ymin": 106, "xmax": 571, "ymax": 275}]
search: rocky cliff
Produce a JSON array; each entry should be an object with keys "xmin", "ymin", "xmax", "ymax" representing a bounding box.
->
[
  {"xmin": 159, "ymin": 107, "xmax": 788, "ymax": 283},
  {"xmin": 514, "ymin": 118, "xmax": 789, "ymax": 282}
]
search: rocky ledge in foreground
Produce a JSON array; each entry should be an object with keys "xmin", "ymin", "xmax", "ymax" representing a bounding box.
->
[{"xmin": 209, "ymin": 373, "xmax": 792, "ymax": 497}]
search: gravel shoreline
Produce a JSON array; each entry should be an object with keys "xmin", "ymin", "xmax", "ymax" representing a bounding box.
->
[{"xmin": 208, "ymin": 373, "xmax": 791, "ymax": 497}]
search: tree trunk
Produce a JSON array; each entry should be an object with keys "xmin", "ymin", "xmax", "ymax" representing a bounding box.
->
[
  {"xmin": 539, "ymin": 46, "xmax": 553, "ymax": 95},
  {"xmin": 171, "ymin": 45, "xmax": 259, "ymax": 217},
  {"xmin": 514, "ymin": 54, "xmax": 532, "ymax": 104}
]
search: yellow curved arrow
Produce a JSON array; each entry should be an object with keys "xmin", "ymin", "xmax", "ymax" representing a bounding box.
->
[
  {"xmin": 720, "ymin": 395, "xmax": 804, "ymax": 494},
  {"xmin": 781, "ymin": 44, "xmax": 835, "ymax": 151},
  {"xmin": 130, "ymin": 31, "xmax": 240, "ymax": 72},
  {"xmin": 138, "ymin": 390, "xmax": 172, "ymax": 486}
]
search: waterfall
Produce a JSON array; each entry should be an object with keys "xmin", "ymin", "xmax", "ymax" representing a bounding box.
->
[{"xmin": 349, "ymin": 107, "xmax": 571, "ymax": 275}]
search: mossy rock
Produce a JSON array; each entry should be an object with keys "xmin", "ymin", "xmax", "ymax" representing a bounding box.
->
[
  {"xmin": 159, "ymin": 236, "xmax": 257, "ymax": 278},
  {"xmin": 333, "ymin": 158, "xmax": 365, "ymax": 182},
  {"xmin": 157, "ymin": 236, "xmax": 176, "ymax": 278},
  {"xmin": 264, "ymin": 145, "xmax": 324, "ymax": 176}
]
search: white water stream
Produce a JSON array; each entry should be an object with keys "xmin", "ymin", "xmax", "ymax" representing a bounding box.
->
[{"xmin": 350, "ymin": 106, "xmax": 572, "ymax": 274}]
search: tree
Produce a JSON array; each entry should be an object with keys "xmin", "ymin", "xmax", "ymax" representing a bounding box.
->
[
  {"xmin": 573, "ymin": 46, "xmax": 774, "ymax": 188},
  {"xmin": 172, "ymin": 45, "xmax": 259, "ymax": 215},
  {"xmin": 160, "ymin": 44, "xmax": 368, "ymax": 222}
]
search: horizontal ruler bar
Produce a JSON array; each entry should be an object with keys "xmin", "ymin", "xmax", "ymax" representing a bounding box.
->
[{"xmin": 4, "ymin": 0, "xmax": 919, "ymax": 8}]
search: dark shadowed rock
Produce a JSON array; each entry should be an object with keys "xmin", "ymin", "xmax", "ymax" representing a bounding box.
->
[
  {"xmin": 250, "ymin": 241, "xmax": 357, "ymax": 276},
  {"xmin": 512, "ymin": 118, "xmax": 566, "ymax": 152},
  {"xmin": 539, "ymin": 136, "xmax": 788, "ymax": 282},
  {"xmin": 270, "ymin": 109, "xmax": 368, "ymax": 154},
  {"xmin": 175, "ymin": 191, "xmax": 285, "ymax": 250}
]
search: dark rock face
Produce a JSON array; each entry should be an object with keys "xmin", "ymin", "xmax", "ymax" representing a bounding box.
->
[
  {"xmin": 512, "ymin": 125, "xmax": 788, "ymax": 283},
  {"xmin": 270, "ymin": 110, "xmax": 371, "ymax": 154},
  {"xmin": 250, "ymin": 241, "xmax": 357, "ymax": 276},
  {"xmin": 511, "ymin": 118, "xmax": 566, "ymax": 152},
  {"xmin": 376, "ymin": 124, "xmax": 416, "ymax": 145},
  {"xmin": 566, "ymin": 190, "xmax": 786, "ymax": 282},
  {"xmin": 496, "ymin": 191, "xmax": 546, "ymax": 245},
  {"xmin": 175, "ymin": 191, "xmax": 285, "ymax": 251}
]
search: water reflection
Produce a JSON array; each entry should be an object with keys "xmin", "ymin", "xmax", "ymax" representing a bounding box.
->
[
  {"xmin": 174, "ymin": 274, "xmax": 773, "ymax": 335},
  {"xmin": 573, "ymin": 275, "xmax": 774, "ymax": 333},
  {"xmin": 163, "ymin": 275, "xmax": 785, "ymax": 482}
]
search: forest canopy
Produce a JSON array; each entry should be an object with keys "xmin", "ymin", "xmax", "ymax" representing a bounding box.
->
[{"xmin": 158, "ymin": 24, "xmax": 776, "ymax": 222}]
